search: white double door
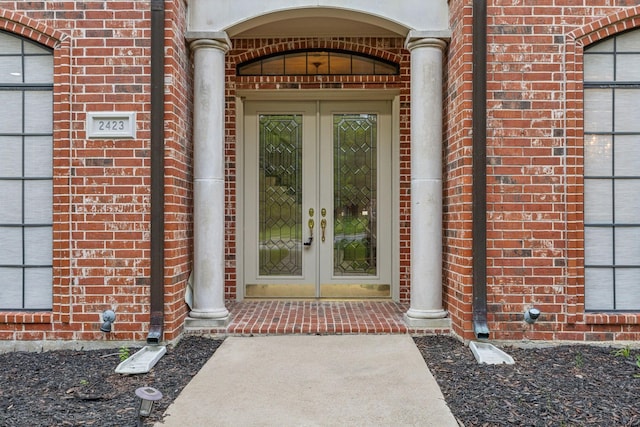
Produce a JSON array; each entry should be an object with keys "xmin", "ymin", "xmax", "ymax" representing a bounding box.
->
[{"xmin": 243, "ymin": 100, "xmax": 392, "ymax": 298}]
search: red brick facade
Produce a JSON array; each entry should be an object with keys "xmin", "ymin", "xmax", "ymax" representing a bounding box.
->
[
  {"xmin": 0, "ymin": 1, "xmax": 193, "ymax": 343},
  {"xmin": 444, "ymin": 0, "xmax": 640, "ymax": 341},
  {"xmin": 1, "ymin": 1, "xmax": 640, "ymax": 344}
]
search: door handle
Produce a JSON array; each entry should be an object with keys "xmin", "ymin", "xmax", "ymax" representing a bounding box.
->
[
  {"xmin": 320, "ymin": 208, "xmax": 327, "ymax": 242},
  {"xmin": 303, "ymin": 208, "xmax": 315, "ymax": 246}
]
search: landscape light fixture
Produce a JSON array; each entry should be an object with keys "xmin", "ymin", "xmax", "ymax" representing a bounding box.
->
[
  {"xmin": 100, "ymin": 309, "xmax": 116, "ymax": 333},
  {"xmin": 135, "ymin": 386, "xmax": 163, "ymax": 426}
]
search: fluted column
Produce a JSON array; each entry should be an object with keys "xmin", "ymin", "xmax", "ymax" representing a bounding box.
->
[
  {"xmin": 405, "ymin": 38, "xmax": 448, "ymax": 325},
  {"xmin": 188, "ymin": 38, "xmax": 230, "ymax": 325}
]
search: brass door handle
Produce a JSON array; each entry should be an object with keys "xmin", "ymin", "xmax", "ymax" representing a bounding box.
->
[
  {"xmin": 304, "ymin": 214, "xmax": 314, "ymax": 246},
  {"xmin": 321, "ymin": 208, "xmax": 327, "ymax": 242}
]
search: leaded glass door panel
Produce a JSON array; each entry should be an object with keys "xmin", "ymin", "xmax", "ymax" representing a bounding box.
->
[{"xmin": 244, "ymin": 101, "xmax": 391, "ymax": 298}]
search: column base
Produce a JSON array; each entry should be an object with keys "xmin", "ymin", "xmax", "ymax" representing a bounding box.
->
[
  {"xmin": 406, "ymin": 307, "xmax": 447, "ymax": 319},
  {"xmin": 403, "ymin": 314, "xmax": 451, "ymax": 329},
  {"xmin": 404, "ymin": 308, "xmax": 448, "ymax": 328},
  {"xmin": 185, "ymin": 314, "xmax": 230, "ymax": 330},
  {"xmin": 189, "ymin": 307, "xmax": 230, "ymax": 320}
]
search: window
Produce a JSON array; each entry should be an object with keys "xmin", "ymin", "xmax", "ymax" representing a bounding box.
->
[
  {"xmin": 237, "ymin": 50, "xmax": 399, "ymax": 76},
  {"xmin": 0, "ymin": 31, "xmax": 53, "ymax": 310},
  {"xmin": 584, "ymin": 29, "xmax": 640, "ymax": 311}
]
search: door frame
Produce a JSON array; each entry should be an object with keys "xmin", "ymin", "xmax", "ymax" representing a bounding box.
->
[{"xmin": 235, "ymin": 90, "xmax": 401, "ymax": 301}]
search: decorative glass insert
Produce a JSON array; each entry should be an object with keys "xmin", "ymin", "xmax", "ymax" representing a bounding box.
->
[
  {"xmin": 238, "ymin": 50, "xmax": 399, "ymax": 76},
  {"xmin": 259, "ymin": 114, "xmax": 303, "ymax": 276},
  {"xmin": 0, "ymin": 31, "xmax": 53, "ymax": 310},
  {"xmin": 583, "ymin": 29, "xmax": 640, "ymax": 311},
  {"xmin": 333, "ymin": 114, "xmax": 377, "ymax": 276}
]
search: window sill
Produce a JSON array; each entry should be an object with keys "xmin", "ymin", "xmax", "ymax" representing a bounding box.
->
[
  {"xmin": 585, "ymin": 313, "xmax": 640, "ymax": 325},
  {"xmin": 0, "ymin": 312, "xmax": 53, "ymax": 324}
]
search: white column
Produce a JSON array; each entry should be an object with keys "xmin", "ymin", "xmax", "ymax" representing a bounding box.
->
[
  {"xmin": 188, "ymin": 38, "xmax": 230, "ymax": 324},
  {"xmin": 405, "ymin": 38, "xmax": 448, "ymax": 325}
]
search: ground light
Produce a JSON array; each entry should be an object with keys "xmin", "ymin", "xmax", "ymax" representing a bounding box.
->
[{"xmin": 135, "ymin": 386, "xmax": 163, "ymax": 426}]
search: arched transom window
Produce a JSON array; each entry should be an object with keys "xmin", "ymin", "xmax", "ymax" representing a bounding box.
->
[{"xmin": 237, "ymin": 50, "xmax": 399, "ymax": 76}]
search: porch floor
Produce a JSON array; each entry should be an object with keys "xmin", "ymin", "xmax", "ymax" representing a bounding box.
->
[{"xmin": 187, "ymin": 300, "xmax": 451, "ymax": 336}]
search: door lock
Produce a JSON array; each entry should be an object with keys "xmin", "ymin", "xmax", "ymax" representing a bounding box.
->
[{"xmin": 304, "ymin": 213, "xmax": 314, "ymax": 246}]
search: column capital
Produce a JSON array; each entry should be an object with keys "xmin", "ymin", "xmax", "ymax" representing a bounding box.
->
[
  {"xmin": 188, "ymin": 32, "xmax": 232, "ymax": 53},
  {"xmin": 405, "ymin": 36, "xmax": 448, "ymax": 52}
]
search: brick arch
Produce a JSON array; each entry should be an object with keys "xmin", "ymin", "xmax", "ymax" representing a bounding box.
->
[
  {"xmin": 569, "ymin": 5, "xmax": 640, "ymax": 47},
  {"xmin": 0, "ymin": 9, "xmax": 68, "ymax": 48},
  {"xmin": 232, "ymin": 39, "xmax": 403, "ymax": 67}
]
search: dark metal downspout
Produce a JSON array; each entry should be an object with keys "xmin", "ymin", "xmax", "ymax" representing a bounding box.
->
[
  {"xmin": 472, "ymin": 0, "xmax": 490, "ymax": 339},
  {"xmin": 147, "ymin": 0, "xmax": 165, "ymax": 344}
]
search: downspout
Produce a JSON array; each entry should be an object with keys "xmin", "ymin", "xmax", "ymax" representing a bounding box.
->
[
  {"xmin": 147, "ymin": 0, "xmax": 165, "ymax": 344},
  {"xmin": 472, "ymin": 0, "xmax": 489, "ymax": 339}
]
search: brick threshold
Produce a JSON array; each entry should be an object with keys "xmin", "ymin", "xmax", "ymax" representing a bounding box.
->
[{"xmin": 184, "ymin": 300, "xmax": 451, "ymax": 336}]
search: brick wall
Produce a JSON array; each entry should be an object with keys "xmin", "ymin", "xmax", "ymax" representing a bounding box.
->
[
  {"xmin": 161, "ymin": 0, "xmax": 192, "ymax": 342},
  {"xmin": 443, "ymin": 0, "xmax": 475, "ymax": 340},
  {"xmin": 0, "ymin": 1, "xmax": 192, "ymax": 343},
  {"xmin": 445, "ymin": 0, "xmax": 640, "ymax": 341}
]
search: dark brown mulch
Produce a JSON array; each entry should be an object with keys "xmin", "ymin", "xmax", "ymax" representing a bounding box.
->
[
  {"xmin": 415, "ymin": 336, "xmax": 640, "ymax": 427},
  {"xmin": 1, "ymin": 335, "xmax": 639, "ymax": 426},
  {"xmin": 0, "ymin": 336, "xmax": 222, "ymax": 427}
]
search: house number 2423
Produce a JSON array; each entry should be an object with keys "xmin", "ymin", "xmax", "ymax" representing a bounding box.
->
[
  {"xmin": 97, "ymin": 120, "xmax": 126, "ymax": 131},
  {"xmin": 87, "ymin": 112, "xmax": 135, "ymax": 138}
]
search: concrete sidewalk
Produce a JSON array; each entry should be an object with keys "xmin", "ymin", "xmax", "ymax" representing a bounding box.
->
[{"xmin": 156, "ymin": 335, "xmax": 458, "ymax": 426}]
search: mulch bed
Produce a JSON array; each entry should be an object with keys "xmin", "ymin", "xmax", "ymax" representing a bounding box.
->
[
  {"xmin": 415, "ymin": 336, "xmax": 640, "ymax": 427},
  {"xmin": 1, "ymin": 335, "xmax": 639, "ymax": 426},
  {"xmin": 0, "ymin": 336, "xmax": 222, "ymax": 427}
]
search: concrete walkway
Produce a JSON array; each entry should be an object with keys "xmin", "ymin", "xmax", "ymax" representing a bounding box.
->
[{"xmin": 156, "ymin": 335, "xmax": 458, "ymax": 426}]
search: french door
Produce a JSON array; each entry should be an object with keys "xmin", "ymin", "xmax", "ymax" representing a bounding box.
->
[{"xmin": 243, "ymin": 101, "xmax": 392, "ymax": 298}]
